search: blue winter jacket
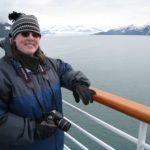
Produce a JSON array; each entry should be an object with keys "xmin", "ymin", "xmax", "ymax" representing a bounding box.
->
[{"xmin": 0, "ymin": 37, "xmax": 90, "ymax": 150}]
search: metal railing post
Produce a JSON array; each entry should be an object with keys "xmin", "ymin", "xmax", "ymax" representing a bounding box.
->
[{"xmin": 137, "ymin": 121, "xmax": 148, "ymax": 150}]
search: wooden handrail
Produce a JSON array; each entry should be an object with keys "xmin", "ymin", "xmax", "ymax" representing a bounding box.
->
[{"xmin": 91, "ymin": 87, "xmax": 150, "ymax": 124}]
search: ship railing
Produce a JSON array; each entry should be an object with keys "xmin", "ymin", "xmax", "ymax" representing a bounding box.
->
[{"xmin": 63, "ymin": 87, "xmax": 150, "ymax": 150}]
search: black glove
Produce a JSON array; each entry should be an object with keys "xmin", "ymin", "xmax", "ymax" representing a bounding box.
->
[
  {"xmin": 73, "ymin": 83, "xmax": 96, "ymax": 105},
  {"xmin": 36, "ymin": 115, "xmax": 57, "ymax": 139}
]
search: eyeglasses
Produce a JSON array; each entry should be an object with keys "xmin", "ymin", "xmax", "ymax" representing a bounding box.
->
[{"xmin": 20, "ymin": 31, "xmax": 41, "ymax": 38}]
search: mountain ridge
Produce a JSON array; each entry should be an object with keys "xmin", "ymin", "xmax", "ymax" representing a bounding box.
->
[
  {"xmin": 0, "ymin": 23, "xmax": 11, "ymax": 37},
  {"xmin": 0, "ymin": 22, "xmax": 150, "ymax": 37},
  {"xmin": 94, "ymin": 24, "xmax": 150, "ymax": 35}
]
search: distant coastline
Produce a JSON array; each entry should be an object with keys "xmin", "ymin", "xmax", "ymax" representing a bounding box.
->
[
  {"xmin": 94, "ymin": 25, "xmax": 150, "ymax": 36},
  {"xmin": 0, "ymin": 22, "xmax": 150, "ymax": 37}
]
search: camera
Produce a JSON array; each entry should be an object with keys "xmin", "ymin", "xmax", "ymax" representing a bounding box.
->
[{"xmin": 48, "ymin": 110, "xmax": 71, "ymax": 132}]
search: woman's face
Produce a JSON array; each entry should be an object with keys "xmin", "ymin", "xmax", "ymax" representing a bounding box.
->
[{"xmin": 14, "ymin": 31, "xmax": 41, "ymax": 55}]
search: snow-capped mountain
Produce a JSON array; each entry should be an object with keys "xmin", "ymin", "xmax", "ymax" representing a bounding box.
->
[
  {"xmin": 1, "ymin": 23, "xmax": 150, "ymax": 37},
  {"xmin": 0, "ymin": 23, "xmax": 11, "ymax": 37},
  {"xmin": 41, "ymin": 25, "xmax": 102, "ymax": 36},
  {"xmin": 94, "ymin": 24, "xmax": 150, "ymax": 35},
  {"xmin": 41, "ymin": 24, "xmax": 150, "ymax": 36}
]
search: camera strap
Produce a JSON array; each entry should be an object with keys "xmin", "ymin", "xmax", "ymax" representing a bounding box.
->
[{"xmin": 9, "ymin": 58, "xmax": 58, "ymax": 116}]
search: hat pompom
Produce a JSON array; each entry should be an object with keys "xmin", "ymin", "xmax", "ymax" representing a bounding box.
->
[{"xmin": 8, "ymin": 11, "xmax": 24, "ymax": 22}]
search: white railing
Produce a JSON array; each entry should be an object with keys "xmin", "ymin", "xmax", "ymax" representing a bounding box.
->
[{"xmin": 63, "ymin": 99, "xmax": 150, "ymax": 150}]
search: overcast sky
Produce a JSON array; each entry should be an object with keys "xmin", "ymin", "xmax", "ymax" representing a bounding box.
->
[{"xmin": 0, "ymin": 0, "xmax": 150, "ymax": 29}]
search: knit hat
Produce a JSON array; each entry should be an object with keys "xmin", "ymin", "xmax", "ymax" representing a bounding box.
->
[{"xmin": 9, "ymin": 11, "xmax": 41, "ymax": 38}]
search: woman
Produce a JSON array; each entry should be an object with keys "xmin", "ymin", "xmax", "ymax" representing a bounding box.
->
[{"xmin": 0, "ymin": 12, "xmax": 95, "ymax": 150}]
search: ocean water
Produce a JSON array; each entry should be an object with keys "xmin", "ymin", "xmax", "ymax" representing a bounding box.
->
[{"xmin": 0, "ymin": 35, "xmax": 150, "ymax": 149}]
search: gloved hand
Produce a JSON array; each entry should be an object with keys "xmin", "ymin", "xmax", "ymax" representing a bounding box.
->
[
  {"xmin": 73, "ymin": 83, "xmax": 96, "ymax": 105},
  {"xmin": 36, "ymin": 115, "xmax": 57, "ymax": 139}
]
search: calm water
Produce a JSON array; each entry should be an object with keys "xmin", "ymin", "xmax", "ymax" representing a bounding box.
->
[{"xmin": 0, "ymin": 35, "xmax": 150, "ymax": 149}]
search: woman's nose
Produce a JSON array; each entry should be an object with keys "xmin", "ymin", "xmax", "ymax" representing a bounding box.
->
[{"xmin": 27, "ymin": 32, "xmax": 34, "ymax": 38}]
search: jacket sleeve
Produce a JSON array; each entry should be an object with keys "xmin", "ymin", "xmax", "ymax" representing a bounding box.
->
[
  {"xmin": 0, "ymin": 71, "xmax": 36, "ymax": 145},
  {"xmin": 51, "ymin": 58, "xmax": 90, "ymax": 90}
]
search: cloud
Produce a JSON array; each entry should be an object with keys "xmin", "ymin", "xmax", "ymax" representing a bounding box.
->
[{"xmin": 0, "ymin": 0, "xmax": 150, "ymax": 28}]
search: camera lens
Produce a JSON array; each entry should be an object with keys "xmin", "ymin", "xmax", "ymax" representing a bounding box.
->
[
  {"xmin": 57, "ymin": 119, "xmax": 71, "ymax": 132},
  {"xmin": 50, "ymin": 110, "xmax": 71, "ymax": 132}
]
